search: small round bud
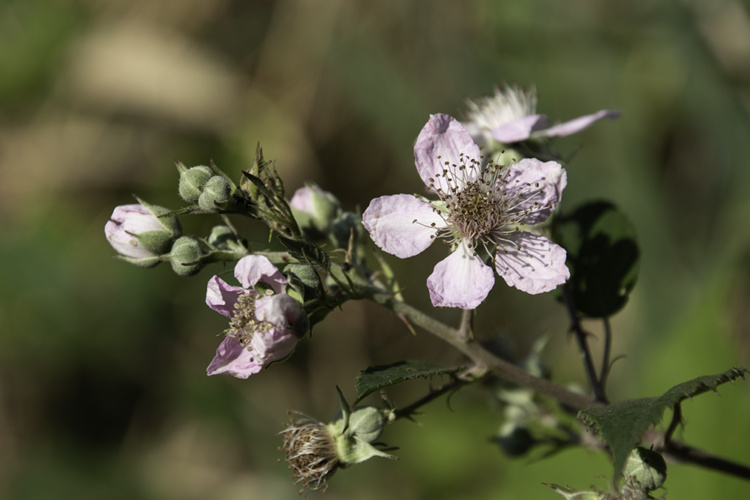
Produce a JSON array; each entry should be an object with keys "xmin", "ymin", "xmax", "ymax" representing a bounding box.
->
[
  {"xmin": 168, "ymin": 236, "xmax": 204, "ymax": 276},
  {"xmin": 207, "ymin": 225, "xmax": 246, "ymax": 253},
  {"xmin": 347, "ymin": 406, "xmax": 388, "ymax": 443},
  {"xmin": 178, "ymin": 165, "xmax": 213, "ymax": 203},
  {"xmin": 198, "ymin": 176, "xmax": 232, "ymax": 212},
  {"xmin": 623, "ymin": 447, "xmax": 667, "ymax": 492}
]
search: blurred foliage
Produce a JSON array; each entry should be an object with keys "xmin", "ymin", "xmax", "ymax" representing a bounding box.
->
[{"xmin": 1, "ymin": 0, "xmax": 750, "ymax": 498}]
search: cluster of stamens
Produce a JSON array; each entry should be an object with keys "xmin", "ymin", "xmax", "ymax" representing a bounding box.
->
[
  {"xmin": 279, "ymin": 416, "xmax": 340, "ymax": 492},
  {"xmin": 226, "ymin": 292, "xmax": 273, "ymax": 350},
  {"xmin": 416, "ymin": 152, "xmax": 551, "ymax": 257}
]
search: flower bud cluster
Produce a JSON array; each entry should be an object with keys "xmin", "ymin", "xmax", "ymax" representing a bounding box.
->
[{"xmin": 177, "ymin": 162, "xmax": 235, "ymax": 212}]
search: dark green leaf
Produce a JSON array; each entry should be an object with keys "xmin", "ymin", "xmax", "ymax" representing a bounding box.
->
[
  {"xmin": 554, "ymin": 201, "xmax": 639, "ymax": 317},
  {"xmin": 354, "ymin": 360, "xmax": 463, "ymax": 404},
  {"xmin": 578, "ymin": 367, "xmax": 748, "ymax": 482},
  {"xmin": 277, "ymin": 236, "xmax": 330, "ymax": 270}
]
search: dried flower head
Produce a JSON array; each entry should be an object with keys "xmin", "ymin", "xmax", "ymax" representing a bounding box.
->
[{"xmin": 280, "ymin": 415, "xmax": 340, "ymax": 492}]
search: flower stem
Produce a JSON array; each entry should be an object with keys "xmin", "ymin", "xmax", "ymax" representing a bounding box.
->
[
  {"xmin": 561, "ymin": 284, "xmax": 608, "ymax": 404},
  {"xmin": 361, "ymin": 287, "xmax": 599, "ymax": 411},
  {"xmin": 392, "ymin": 378, "xmax": 466, "ymax": 421}
]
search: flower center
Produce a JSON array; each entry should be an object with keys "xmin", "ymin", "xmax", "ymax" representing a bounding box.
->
[
  {"xmin": 447, "ymin": 179, "xmax": 503, "ymax": 241},
  {"xmin": 227, "ymin": 292, "xmax": 273, "ymax": 347}
]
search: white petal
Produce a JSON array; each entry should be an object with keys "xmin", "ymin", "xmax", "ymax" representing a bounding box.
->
[
  {"xmin": 491, "ymin": 114, "xmax": 548, "ymax": 143},
  {"xmin": 235, "ymin": 255, "xmax": 287, "ymax": 293},
  {"xmin": 363, "ymin": 194, "xmax": 446, "ymax": 258},
  {"xmin": 206, "ymin": 275, "xmax": 248, "ymax": 318},
  {"xmin": 537, "ymin": 109, "xmax": 621, "ymax": 138},
  {"xmin": 495, "ymin": 232, "xmax": 569, "ymax": 294},
  {"xmin": 503, "ymin": 158, "xmax": 567, "ymax": 225},
  {"xmin": 427, "ymin": 241, "xmax": 495, "ymax": 309},
  {"xmin": 414, "ymin": 114, "xmax": 482, "ymax": 194}
]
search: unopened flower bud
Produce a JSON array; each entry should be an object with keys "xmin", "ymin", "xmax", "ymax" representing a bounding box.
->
[
  {"xmin": 198, "ymin": 176, "xmax": 232, "ymax": 212},
  {"xmin": 105, "ymin": 202, "xmax": 181, "ymax": 267},
  {"xmin": 177, "ymin": 164, "xmax": 213, "ymax": 203},
  {"xmin": 347, "ymin": 406, "xmax": 388, "ymax": 443},
  {"xmin": 207, "ymin": 225, "xmax": 246, "ymax": 253},
  {"xmin": 622, "ymin": 447, "xmax": 666, "ymax": 492},
  {"xmin": 284, "ymin": 263, "xmax": 322, "ymax": 303},
  {"xmin": 290, "ymin": 184, "xmax": 341, "ymax": 236},
  {"xmin": 168, "ymin": 236, "xmax": 204, "ymax": 276}
]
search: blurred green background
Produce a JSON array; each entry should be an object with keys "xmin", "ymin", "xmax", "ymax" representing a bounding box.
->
[{"xmin": 2, "ymin": 0, "xmax": 750, "ymax": 498}]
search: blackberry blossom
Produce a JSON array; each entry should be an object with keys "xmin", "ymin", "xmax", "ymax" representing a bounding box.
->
[{"xmin": 363, "ymin": 114, "xmax": 569, "ymax": 309}]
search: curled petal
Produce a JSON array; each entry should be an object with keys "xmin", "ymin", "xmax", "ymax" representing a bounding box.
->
[
  {"xmin": 206, "ymin": 336, "xmax": 262, "ymax": 379},
  {"xmin": 206, "ymin": 275, "xmax": 252, "ymax": 317},
  {"xmin": 363, "ymin": 194, "xmax": 446, "ymax": 258},
  {"xmin": 235, "ymin": 255, "xmax": 287, "ymax": 293},
  {"xmin": 414, "ymin": 114, "xmax": 481, "ymax": 193},
  {"xmin": 504, "ymin": 159, "xmax": 567, "ymax": 225},
  {"xmin": 490, "ymin": 114, "xmax": 549, "ymax": 143},
  {"xmin": 495, "ymin": 232, "xmax": 569, "ymax": 294},
  {"xmin": 248, "ymin": 326, "xmax": 298, "ymax": 369},
  {"xmin": 427, "ymin": 241, "xmax": 495, "ymax": 309},
  {"xmin": 537, "ymin": 109, "xmax": 621, "ymax": 138},
  {"xmin": 255, "ymin": 294, "xmax": 303, "ymax": 329}
]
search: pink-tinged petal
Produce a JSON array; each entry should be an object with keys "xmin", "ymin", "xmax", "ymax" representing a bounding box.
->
[
  {"xmin": 255, "ymin": 294, "xmax": 303, "ymax": 329},
  {"xmin": 503, "ymin": 159, "xmax": 567, "ymax": 225},
  {"xmin": 105, "ymin": 204, "xmax": 166, "ymax": 259},
  {"xmin": 495, "ymin": 232, "xmax": 569, "ymax": 294},
  {"xmin": 206, "ymin": 275, "xmax": 252, "ymax": 317},
  {"xmin": 235, "ymin": 255, "xmax": 287, "ymax": 293},
  {"xmin": 289, "ymin": 186, "xmax": 316, "ymax": 213},
  {"xmin": 427, "ymin": 241, "xmax": 495, "ymax": 309},
  {"xmin": 206, "ymin": 336, "xmax": 262, "ymax": 379},
  {"xmin": 248, "ymin": 327, "xmax": 297, "ymax": 368},
  {"xmin": 537, "ymin": 109, "xmax": 620, "ymax": 138},
  {"xmin": 414, "ymin": 114, "xmax": 482, "ymax": 193},
  {"xmin": 363, "ymin": 194, "xmax": 446, "ymax": 258},
  {"xmin": 490, "ymin": 114, "xmax": 549, "ymax": 143}
]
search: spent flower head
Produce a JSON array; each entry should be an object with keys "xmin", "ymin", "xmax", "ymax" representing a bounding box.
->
[
  {"xmin": 206, "ymin": 255, "xmax": 307, "ymax": 378},
  {"xmin": 280, "ymin": 391, "xmax": 395, "ymax": 492},
  {"xmin": 463, "ymin": 84, "xmax": 620, "ymax": 146},
  {"xmin": 363, "ymin": 114, "xmax": 569, "ymax": 309}
]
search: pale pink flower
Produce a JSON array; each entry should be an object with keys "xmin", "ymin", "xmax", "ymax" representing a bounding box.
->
[
  {"xmin": 363, "ymin": 114, "xmax": 569, "ymax": 309},
  {"xmin": 463, "ymin": 84, "xmax": 619, "ymax": 146},
  {"xmin": 206, "ymin": 255, "xmax": 304, "ymax": 378}
]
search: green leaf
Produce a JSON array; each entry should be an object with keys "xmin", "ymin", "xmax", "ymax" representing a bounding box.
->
[
  {"xmin": 277, "ymin": 236, "xmax": 331, "ymax": 271},
  {"xmin": 354, "ymin": 360, "xmax": 463, "ymax": 404},
  {"xmin": 578, "ymin": 367, "xmax": 748, "ymax": 482},
  {"xmin": 553, "ymin": 201, "xmax": 639, "ymax": 317}
]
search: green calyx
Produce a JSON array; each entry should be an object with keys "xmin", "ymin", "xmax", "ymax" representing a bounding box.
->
[
  {"xmin": 326, "ymin": 388, "xmax": 396, "ymax": 466},
  {"xmin": 168, "ymin": 236, "xmax": 205, "ymax": 276}
]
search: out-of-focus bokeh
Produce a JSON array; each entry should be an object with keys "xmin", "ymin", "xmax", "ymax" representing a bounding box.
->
[{"xmin": 2, "ymin": 0, "xmax": 750, "ymax": 498}]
